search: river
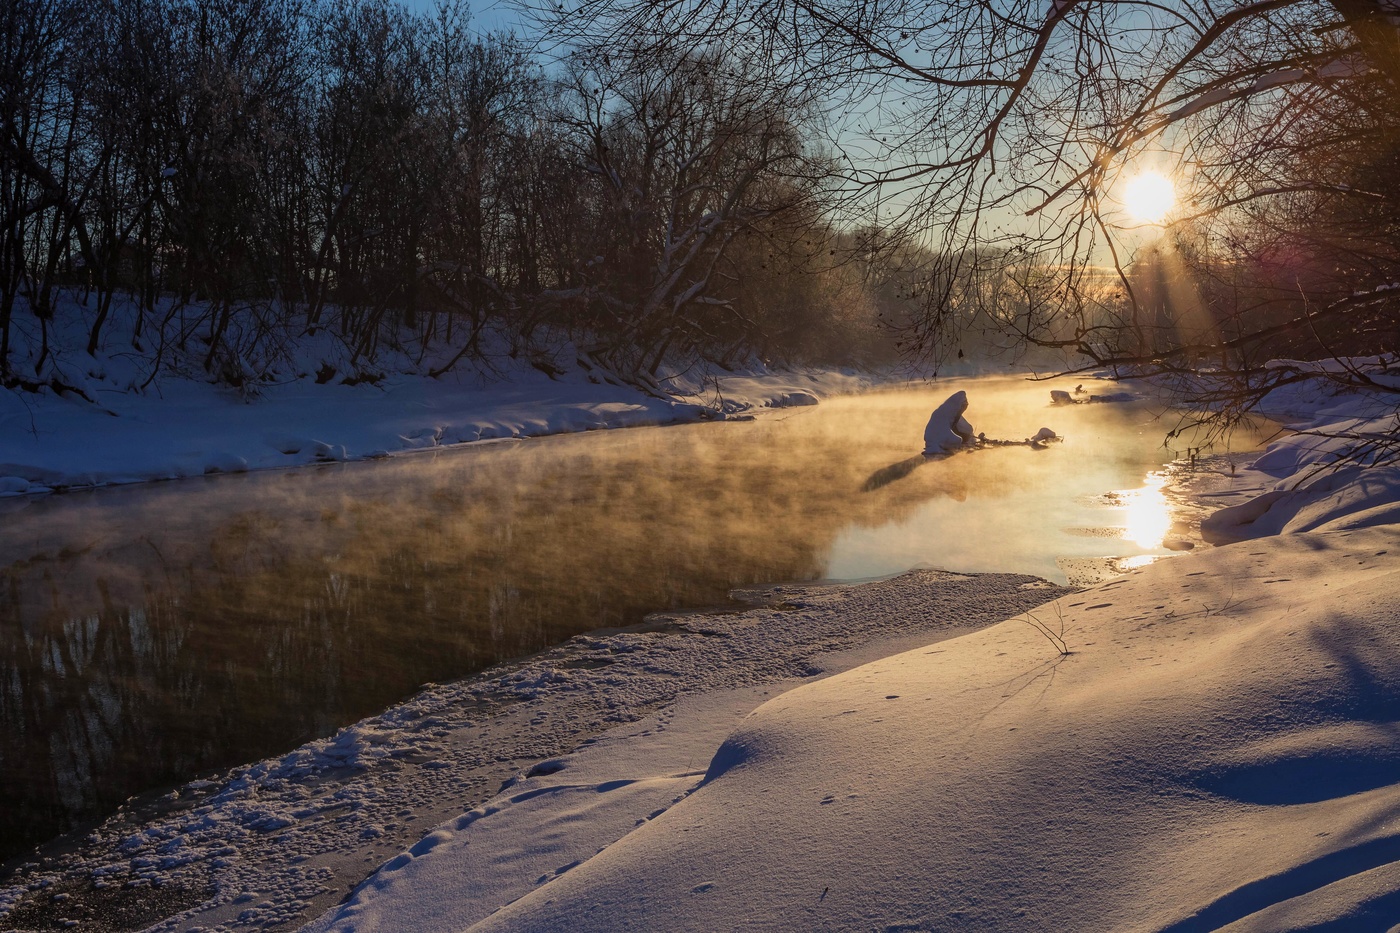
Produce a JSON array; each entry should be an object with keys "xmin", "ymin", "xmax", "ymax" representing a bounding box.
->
[{"xmin": 0, "ymin": 375, "xmax": 1256, "ymax": 866}]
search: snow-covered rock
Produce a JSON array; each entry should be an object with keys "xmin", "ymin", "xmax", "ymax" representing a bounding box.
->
[{"xmin": 922, "ymin": 390, "xmax": 975, "ymax": 454}]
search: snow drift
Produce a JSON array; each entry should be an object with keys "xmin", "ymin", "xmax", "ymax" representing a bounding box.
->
[
  {"xmin": 461, "ymin": 528, "xmax": 1400, "ymax": 932},
  {"xmin": 1201, "ymin": 372, "xmax": 1400, "ymax": 544}
]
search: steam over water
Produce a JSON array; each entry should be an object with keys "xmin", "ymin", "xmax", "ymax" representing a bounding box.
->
[{"xmin": 0, "ymin": 376, "xmax": 1258, "ymax": 864}]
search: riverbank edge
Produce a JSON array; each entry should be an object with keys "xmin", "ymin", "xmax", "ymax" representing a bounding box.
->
[
  {"xmin": 0, "ymin": 569, "xmax": 1071, "ymax": 932},
  {"xmin": 0, "ymin": 364, "xmax": 896, "ymax": 499}
]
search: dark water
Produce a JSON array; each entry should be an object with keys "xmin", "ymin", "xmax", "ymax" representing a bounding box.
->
[{"xmin": 0, "ymin": 377, "xmax": 1251, "ymax": 865}]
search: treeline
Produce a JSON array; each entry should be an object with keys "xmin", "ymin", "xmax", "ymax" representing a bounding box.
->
[{"xmin": 1, "ymin": 0, "xmax": 892, "ymax": 393}]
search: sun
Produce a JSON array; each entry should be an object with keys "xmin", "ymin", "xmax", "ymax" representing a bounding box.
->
[{"xmin": 1121, "ymin": 170, "xmax": 1176, "ymax": 224}]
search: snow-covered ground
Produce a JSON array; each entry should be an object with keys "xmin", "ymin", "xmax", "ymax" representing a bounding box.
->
[
  {"xmin": 1197, "ymin": 376, "xmax": 1400, "ymax": 543},
  {"xmin": 0, "ymin": 354, "xmax": 874, "ymax": 497},
  {"xmin": 5, "ymin": 356, "xmax": 1400, "ymax": 932},
  {"xmin": 442, "ymin": 526, "xmax": 1400, "ymax": 932}
]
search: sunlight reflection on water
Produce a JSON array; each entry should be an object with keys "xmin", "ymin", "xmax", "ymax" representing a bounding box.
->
[
  {"xmin": 822, "ymin": 385, "xmax": 1240, "ymax": 586},
  {"xmin": 1120, "ymin": 471, "xmax": 1172, "ymax": 549}
]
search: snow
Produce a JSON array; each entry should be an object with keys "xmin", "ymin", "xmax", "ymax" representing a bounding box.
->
[
  {"xmin": 1167, "ymin": 85, "xmax": 1237, "ymax": 122},
  {"xmin": 1200, "ymin": 373, "xmax": 1400, "ymax": 543},
  {"xmin": 0, "ymin": 346, "xmax": 873, "ymax": 497},
  {"xmin": 922, "ymin": 389, "xmax": 975, "ymax": 454},
  {"xmin": 1264, "ymin": 353, "xmax": 1399, "ymax": 375},
  {"xmin": 460, "ymin": 527, "xmax": 1400, "ymax": 932},
  {"xmin": 301, "ymin": 689, "xmax": 761, "ymax": 933}
]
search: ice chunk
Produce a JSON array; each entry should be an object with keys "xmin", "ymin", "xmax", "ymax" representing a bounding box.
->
[{"xmin": 923, "ymin": 391, "xmax": 975, "ymax": 455}]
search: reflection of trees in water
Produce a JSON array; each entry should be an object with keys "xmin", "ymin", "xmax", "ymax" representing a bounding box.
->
[
  {"xmin": 0, "ymin": 443, "xmax": 820, "ymax": 860},
  {"xmin": 0, "ymin": 386, "xmax": 1116, "ymax": 863}
]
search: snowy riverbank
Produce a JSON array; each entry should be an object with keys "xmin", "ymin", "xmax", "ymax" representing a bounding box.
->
[
  {"xmin": 0, "ymin": 357, "xmax": 879, "ymax": 496},
  {"xmin": 0, "ymin": 292, "xmax": 901, "ymax": 496},
  {"xmin": 435, "ymin": 526, "xmax": 1400, "ymax": 933}
]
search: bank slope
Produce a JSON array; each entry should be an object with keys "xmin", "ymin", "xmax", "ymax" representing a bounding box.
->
[
  {"xmin": 461, "ymin": 527, "xmax": 1400, "ymax": 932},
  {"xmin": 0, "ymin": 357, "xmax": 871, "ymax": 495}
]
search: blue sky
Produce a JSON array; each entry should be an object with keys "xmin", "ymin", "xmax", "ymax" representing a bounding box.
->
[{"xmin": 402, "ymin": 0, "xmax": 528, "ymax": 34}]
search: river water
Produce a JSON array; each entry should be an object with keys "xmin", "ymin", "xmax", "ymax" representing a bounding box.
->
[{"xmin": 0, "ymin": 376, "xmax": 1254, "ymax": 865}]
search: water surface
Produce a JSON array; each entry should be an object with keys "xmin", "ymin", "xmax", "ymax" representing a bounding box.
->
[{"xmin": 0, "ymin": 376, "xmax": 1248, "ymax": 864}]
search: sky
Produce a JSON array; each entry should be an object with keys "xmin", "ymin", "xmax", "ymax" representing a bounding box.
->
[{"xmin": 404, "ymin": 0, "xmax": 527, "ymax": 34}]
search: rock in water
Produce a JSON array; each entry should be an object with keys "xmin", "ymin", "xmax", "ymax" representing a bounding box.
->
[{"xmin": 924, "ymin": 391, "xmax": 976, "ymax": 455}]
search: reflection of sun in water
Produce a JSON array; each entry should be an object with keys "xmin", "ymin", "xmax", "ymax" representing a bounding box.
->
[
  {"xmin": 1122, "ymin": 171, "xmax": 1176, "ymax": 224},
  {"xmin": 1118, "ymin": 472, "xmax": 1172, "ymax": 548}
]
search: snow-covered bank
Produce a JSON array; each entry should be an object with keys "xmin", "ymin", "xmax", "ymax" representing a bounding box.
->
[
  {"xmin": 0, "ymin": 360, "xmax": 872, "ymax": 496},
  {"xmin": 450, "ymin": 526, "xmax": 1400, "ymax": 932},
  {"xmin": 1198, "ymin": 376, "xmax": 1400, "ymax": 542}
]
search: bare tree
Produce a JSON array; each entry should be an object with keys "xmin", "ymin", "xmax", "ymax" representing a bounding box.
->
[
  {"xmin": 0, "ymin": 0, "xmax": 877, "ymax": 394},
  {"xmin": 538, "ymin": 0, "xmax": 1400, "ymax": 414},
  {"xmin": 0, "ymin": 0, "xmax": 93, "ymax": 383},
  {"xmin": 551, "ymin": 40, "xmax": 830, "ymax": 382}
]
